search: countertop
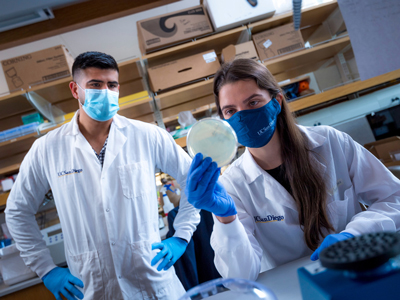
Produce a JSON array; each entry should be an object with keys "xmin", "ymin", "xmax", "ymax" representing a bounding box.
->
[
  {"xmin": 0, "ymin": 276, "xmax": 42, "ymax": 297},
  {"xmin": 205, "ymin": 256, "xmax": 314, "ymax": 300}
]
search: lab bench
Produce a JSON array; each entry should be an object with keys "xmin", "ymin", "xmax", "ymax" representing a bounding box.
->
[
  {"xmin": 207, "ymin": 256, "xmax": 311, "ymax": 300},
  {"xmin": 0, "ymin": 277, "xmax": 55, "ymax": 300}
]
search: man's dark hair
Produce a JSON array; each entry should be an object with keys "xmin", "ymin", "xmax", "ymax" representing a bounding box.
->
[{"xmin": 72, "ymin": 51, "xmax": 119, "ymax": 79}]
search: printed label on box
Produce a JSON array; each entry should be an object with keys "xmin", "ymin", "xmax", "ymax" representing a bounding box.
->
[
  {"xmin": 277, "ymin": 43, "xmax": 303, "ymax": 55},
  {"xmin": 263, "ymin": 39, "xmax": 272, "ymax": 49},
  {"xmin": 203, "ymin": 52, "xmax": 217, "ymax": 62}
]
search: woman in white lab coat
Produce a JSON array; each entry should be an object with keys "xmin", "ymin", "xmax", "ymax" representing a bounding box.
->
[{"xmin": 185, "ymin": 58, "xmax": 400, "ymax": 281}]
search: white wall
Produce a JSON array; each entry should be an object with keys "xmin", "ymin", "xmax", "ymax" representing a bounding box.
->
[{"xmin": 0, "ymin": 0, "xmax": 199, "ymax": 96}]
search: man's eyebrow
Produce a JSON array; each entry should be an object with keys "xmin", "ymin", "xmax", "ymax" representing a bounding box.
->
[{"xmin": 87, "ymin": 79, "xmax": 104, "ymax": 84}]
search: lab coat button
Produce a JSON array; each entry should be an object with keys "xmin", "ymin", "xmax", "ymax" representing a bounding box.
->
[
  {"xmin": 106, "ymin": 208, "xmax": 110, "ymax": 212},
  {"xmin": 111, "ymin": 242, "xmax": 115, "ymax": 246},
  {"xmin": 119, "ymin": 276, "xmax": 122, "ymax": 279}
]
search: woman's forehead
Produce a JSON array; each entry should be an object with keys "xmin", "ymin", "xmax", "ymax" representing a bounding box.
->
[{"xmin": 219, "ymin": 80, "xmax": 269, "ymax": 104}]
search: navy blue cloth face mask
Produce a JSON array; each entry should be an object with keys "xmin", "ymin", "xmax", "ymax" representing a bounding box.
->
[{"xmin": 225, "ymin": 98, "xmax": 281, "ymax": 148}]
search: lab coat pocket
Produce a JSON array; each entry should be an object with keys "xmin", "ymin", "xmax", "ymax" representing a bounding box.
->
[
  {"xmin": 128, "ymin": 238, "xmax": 176, "ymax": 299},
  {"xmin": 68, "ymin": 250, "xmax": 105, "ymax": 300},
  {"xmin": 118, "ymin": 161, "xmax": 151, "ymax": 199},
  {"xmin": 328, "ymin": 187, "xmax": 353, "ymax": 232}
]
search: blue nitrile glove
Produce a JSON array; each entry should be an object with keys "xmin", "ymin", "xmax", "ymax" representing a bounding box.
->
[
  {"xmin": 42, "ymin": 267, "xmax": 84, "ymax": 300},
  {"xmin": 151, "ymin": 237, "xmax": 188, "ymax": 271},
  {"xmin": 311, "ymin": 232, "xmax": 354, "ymax": 261},
  {"xmin": 186, "ymin": 153, "xmax": 237, "ymax": 217}
]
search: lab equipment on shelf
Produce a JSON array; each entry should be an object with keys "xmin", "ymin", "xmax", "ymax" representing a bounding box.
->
[
  {"xmin": 0, "ymin": 122, "xmax": 40, "ymax": 143},
  {"xmin": 0, "ymin": 244, "xmax": 37, "ymax": 286}
]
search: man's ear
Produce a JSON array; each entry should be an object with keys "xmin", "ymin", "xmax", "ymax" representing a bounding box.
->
[{"xmin": 69, "ymin": 81, "xmax": 79, "ymax": 100}]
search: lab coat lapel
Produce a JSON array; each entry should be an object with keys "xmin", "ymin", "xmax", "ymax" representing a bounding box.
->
[
  {"xmin": 102, "ymin": 117, "xmax": 127, "ymax": 175},
  {"xmin": 242, "ymin": 149, "xmax": 299, "ymax": 212},
  {"xmin": 263, "ymin": 173, "xmax": 298, "ymax": 212},
  {"xmin": 70, "ymin": 113, "xmax": 99, "ymax": 158}
]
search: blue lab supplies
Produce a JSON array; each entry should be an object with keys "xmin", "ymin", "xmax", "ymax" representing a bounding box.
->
[
  {"xmin": 21, "ymin": 112, "xmax": 44, "ymax": 125},
  {"xmin": 298, "ymin": 232, "xmax": 400, "ymax": 300},
  {"xmin": 0, "ymin": 122, "xmax": 39, "ymax": 142}
]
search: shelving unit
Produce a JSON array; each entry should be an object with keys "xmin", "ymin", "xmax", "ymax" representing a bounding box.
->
[
  {"xmin": 142, "ymin": 27, "xmax": 249, "ymax": 68},
  {"xmin": 0, "ymin": 152, "xmax": 27, "ymax": 177},
  {"xmin": 263, "ymin": 36, "xmax": 351, "ymax": 75},
  {"xmin": 289, "ymin": 68, "xmax": 400, "ymax": 112},
  {"xmin": 1, "ymin": 0, "xmax": 400, "ymax": 208},
  {"xmin": 0, "ymin": 192, "xmax": 9, "ymax": 207},
  {"xmin": 248, "ymin": 1, "xmax": 339, "ymax": 35}
]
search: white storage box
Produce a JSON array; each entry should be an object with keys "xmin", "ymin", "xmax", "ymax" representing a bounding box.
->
[
  {"xmin": 204, "ymin": 0, "xmax": 275, "ymax": 32},
  {"xmin": 0, "ymin": 244, "xmax": 36, "ymax": 286}
]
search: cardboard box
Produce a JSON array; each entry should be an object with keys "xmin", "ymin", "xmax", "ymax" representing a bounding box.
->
[
  {"xmin": 253, "ymin": 23, "xmax": 305, "ymax": 61},
  {"xmin": 137, "ymin": 5, "xmax": 213, "ymax": 54},
  {"xmin": 148, "ymin": 50, "xmax": 220, "ymax": 92},
  {"xmin": 364, "ymin": 136, "xmax": 400, "ymax": 165},
  {"xmin": 204, "ymin": 0, "xmax": 275, "ymax": 32},
  {"xmin": 1, "ymin": 45, "xmax": 74, "ymax": 92},
  {"xmin": 221, "ymin": 41, "xmax": 259, "ymax": 63}
]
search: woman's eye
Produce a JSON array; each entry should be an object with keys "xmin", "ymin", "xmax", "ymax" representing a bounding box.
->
[
  {"xmin": 249, "ymin": 100, "xmax": 259, "ymax": 106},
  {"xmin": 225, "ymin": 109, "xmax": 234, "ymax": 115}
]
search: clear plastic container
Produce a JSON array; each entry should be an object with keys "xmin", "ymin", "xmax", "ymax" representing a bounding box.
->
[
  {"xmin": 0, "ymin": 244, "xmax": 36, "ymax": 286},
  {"xmin": 178, "ymin": 278, "xmax": 278, "ymax": 300},
  {"xmin": 186, "ymin": 118, "xmax": 238, "ymax": 168},
  {"xmin": 0, "ymin": 122, "xmax": 39, "ymax": 142}
]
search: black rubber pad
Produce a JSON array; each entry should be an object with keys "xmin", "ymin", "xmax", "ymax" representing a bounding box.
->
[{"xmin": 320, "ymin": 232, "xmax": 400, "ymax": 272}]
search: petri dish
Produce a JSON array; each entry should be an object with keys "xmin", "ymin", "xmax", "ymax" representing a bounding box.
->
[
  {"xmin": 186, "ymin": 118, "xmax": 238, "ymax": 168},
  {"xmin": 178, "ymin": 278, "xmax": 278, "ymax": 300}
]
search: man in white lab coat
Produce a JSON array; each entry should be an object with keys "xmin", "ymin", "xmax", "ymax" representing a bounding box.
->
[{"xmin": 5, "ymin": 51, "xmax": 199, "ymax": 300}]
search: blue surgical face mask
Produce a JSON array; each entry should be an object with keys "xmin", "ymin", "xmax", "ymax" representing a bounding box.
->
[
  {"xmin": 225, "ymin": 98, "xmax": 281, "ymax": 148},
  {"xmin": 77, "ymin": 83, "xmax": 120, "ymax": 122}
]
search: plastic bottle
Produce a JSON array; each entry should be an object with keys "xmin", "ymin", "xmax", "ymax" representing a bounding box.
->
[{"xmin": 163, "ymin": 193, "xmax": 174, "ymax": 215}]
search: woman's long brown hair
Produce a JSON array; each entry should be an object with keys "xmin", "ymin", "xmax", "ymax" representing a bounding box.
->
[{"xmin": 213, "ymin": 59, "xmax": 334, "ymax": 250}]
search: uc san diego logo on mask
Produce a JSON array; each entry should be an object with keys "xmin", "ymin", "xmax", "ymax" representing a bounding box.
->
[
  {"xmin": 254, "ymin": 215, "xmax": 285, "ymax": 223},
  {"xmin": 58, "ymin": 169, "xmax": 83, "ymax": 177}
]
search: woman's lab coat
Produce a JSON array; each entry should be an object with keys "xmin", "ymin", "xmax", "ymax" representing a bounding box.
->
[
  {"xmin": 212, "ymin": 125, "xmax": 400, "ymax": 281},
  {"xmin": 5, "ymin": 112, "xmax": 200, "ymax": 300}
]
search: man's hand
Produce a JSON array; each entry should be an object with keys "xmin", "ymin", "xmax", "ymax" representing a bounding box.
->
[
  {"xmin": 42, "ymin": 267, "xmax": 84, "ymax": 300},
  {"xmin": 151, "ymin": 237, "xmax": 188, "ymax": 271}
]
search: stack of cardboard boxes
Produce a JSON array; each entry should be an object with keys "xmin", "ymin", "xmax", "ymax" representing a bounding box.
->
[{"xmin": 137, "ymin": 4, "xmax": 313, "ymax": 94}]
